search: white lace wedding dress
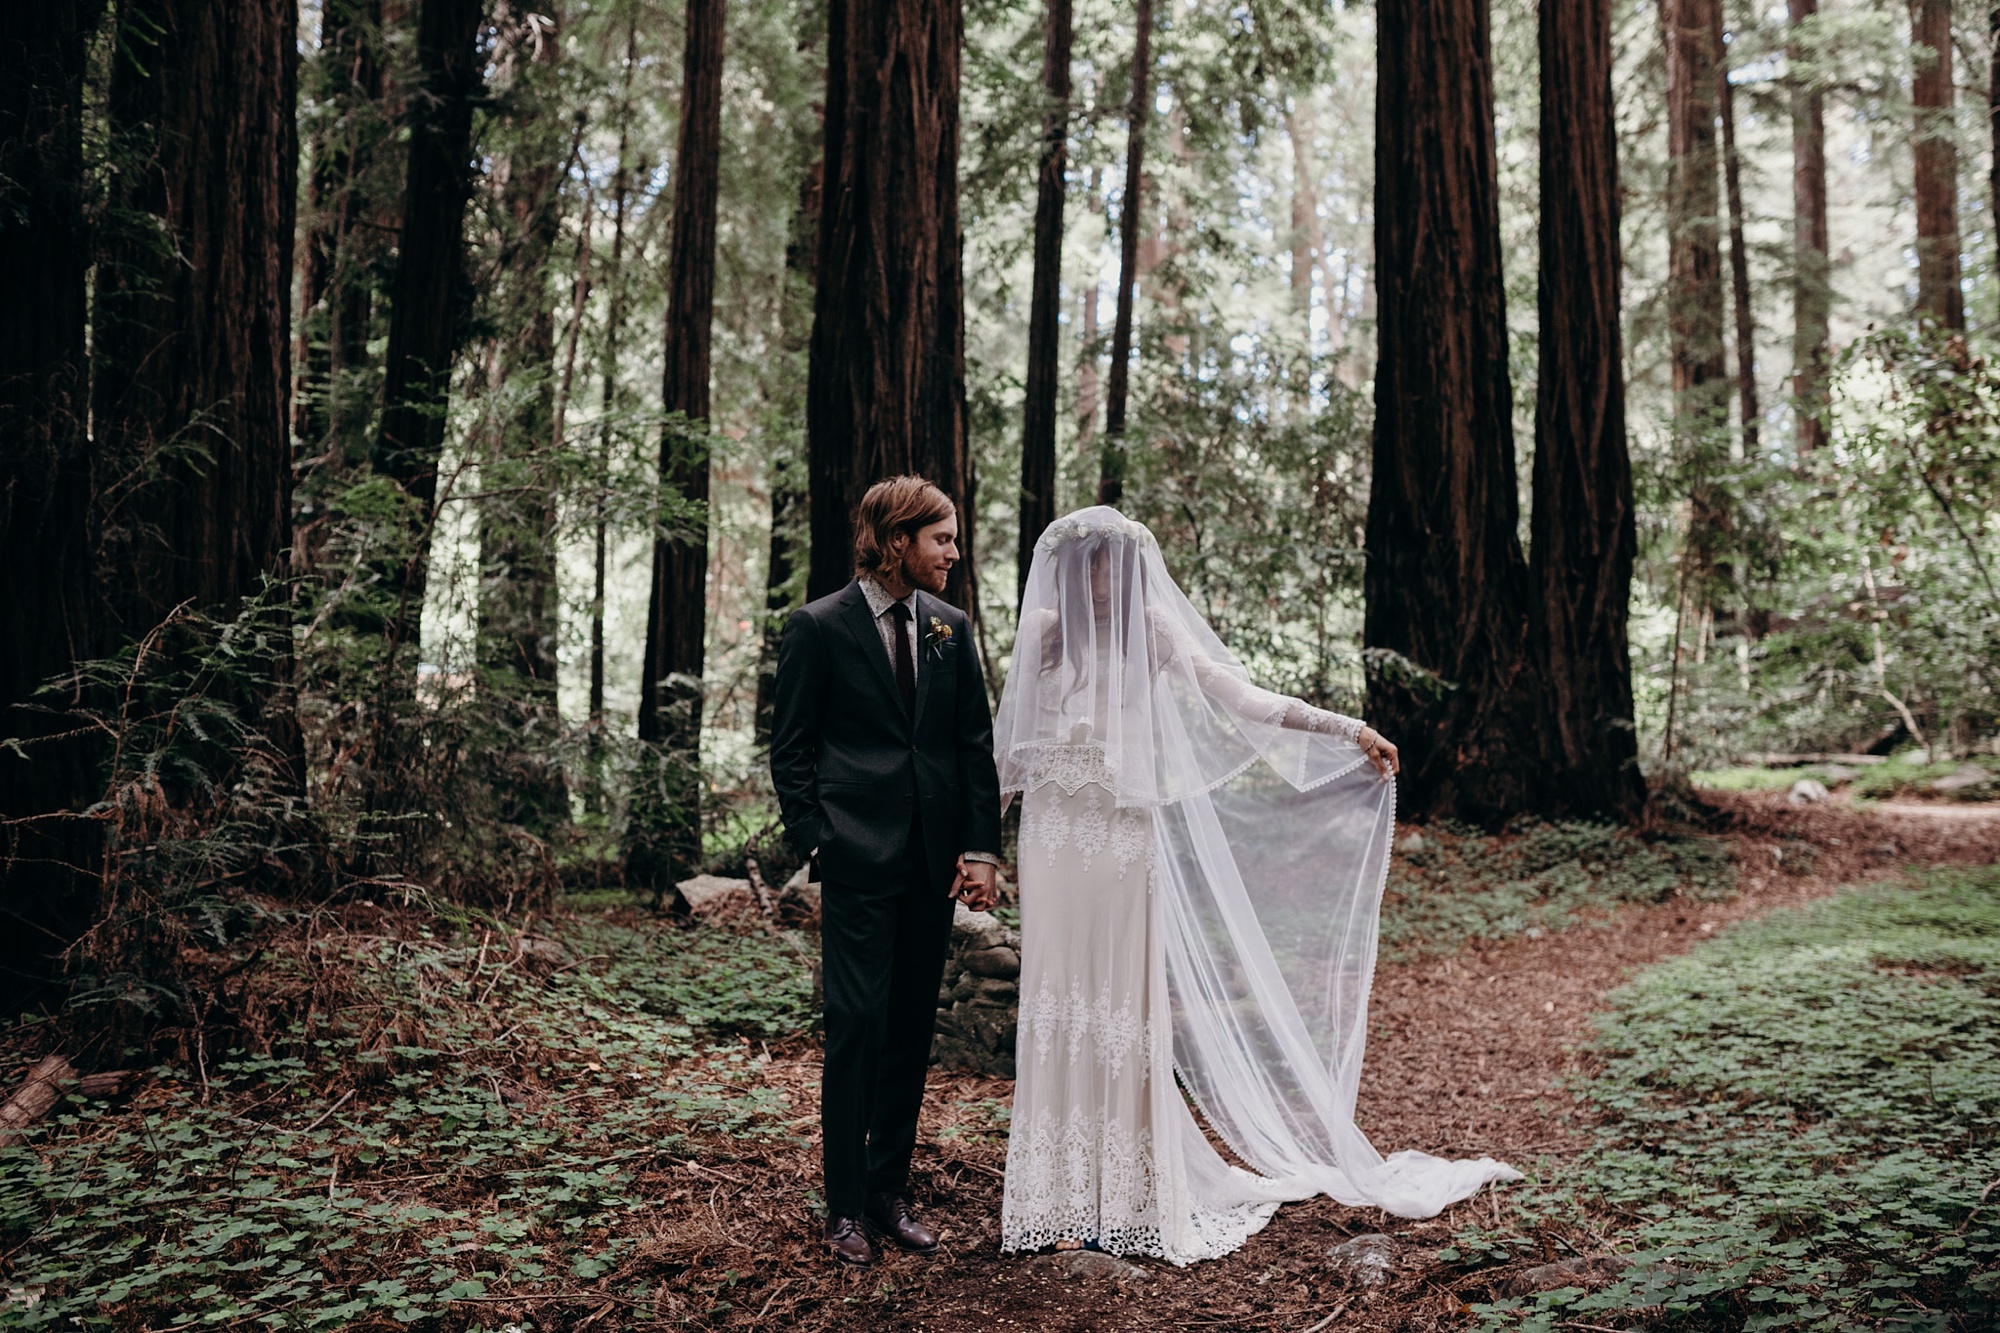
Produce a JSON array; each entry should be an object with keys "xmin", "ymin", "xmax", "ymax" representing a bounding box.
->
[{"xmin": 995, "ymin": 508, "xmax": 1520, "ymax": 1267}]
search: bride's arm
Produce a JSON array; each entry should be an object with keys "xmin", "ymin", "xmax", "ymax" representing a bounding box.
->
[{"xmin": 1148, "ymin": 609, "xmax": 1398, "ymax": 774}]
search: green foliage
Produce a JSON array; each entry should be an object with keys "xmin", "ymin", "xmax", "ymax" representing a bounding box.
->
[
  {"xmin": 1379, "ymin": 822, "xmax": 1739, "ymax": 962},
  {"xmin": 1468, "ymin": 871, "xmax": 2000, "ymax": 1332},
  {"xmin": 1661, "ymin": 331, "xmax": 2000, "ymax": 768},
  {"xmin": 0, "ymin": 911, "xmax": 813, "ymax": 1328}
]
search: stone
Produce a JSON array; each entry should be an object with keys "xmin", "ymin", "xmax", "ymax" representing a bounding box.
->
[
  {"xmin": 513, "ymin": 935, "xmax": 572, "ymax": 974},
  {"xmin": 1819, "ymin": 764, "xmax": 1860, "ymax": 784},
  {"xmin": 1506, "ymin": 1255, "xmax": 1631, "ymax": 1296},
  {"xmin": 1931, "ymin": 763, "xmax": 1995, "ymax": 794},
  {"xmin": 675, "ymin": 874, "xmax": 754, "ymax": 918},
  {"xmin": 776, "ymin": 867, "xmax": 820, "ymax": 927},
  {"xmin": 1786, "ymin": 778, "xmax": 1831, "ymax": 806},
  {"xmin": 1395, "ymin": 832, "xmax": 1426, "ymax": 854},
  {"xmin": 962, "ymin": 945, "xmax": 1022, "ymax": 978},
  {"xmin": 933, "ymin": 905, "xmax": 1023, "ymax": 1078},
  {"xmin": 1027, "ymin": 1250, "xmax": 1149, "ymax": 1282},
  {"xmin": 1326, "ymin": 1233, "xmax": 1395, "ymax": 1286}
]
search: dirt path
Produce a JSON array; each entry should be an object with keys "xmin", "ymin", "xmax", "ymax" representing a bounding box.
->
[{"xmin": 654, "ymin": 798, "xmax": 2000, "ymax": 1332}]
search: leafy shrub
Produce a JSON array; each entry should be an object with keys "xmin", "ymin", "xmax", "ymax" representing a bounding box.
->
[
  {"xmin": 1379, "ymin": 822, "xmax": 1738, "ymax": 961},
  {"xmin": 0, "ymin": 908, "xmax": 812, "ymax": 1328},
  {"xmin": 1468, "ymin": 870, "xmax": 2000, "ymax": 1331}
]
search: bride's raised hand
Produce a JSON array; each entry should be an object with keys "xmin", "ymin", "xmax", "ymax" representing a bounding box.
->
[{"xmin": 1356, "ymin": 727, "xmax": 1399, "ymax": 779}]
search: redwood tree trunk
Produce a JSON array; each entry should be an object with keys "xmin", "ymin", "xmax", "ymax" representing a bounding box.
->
[
  {"xmin": 371, "ymin": 0, "xmax": 484, "ymax": 659},
  {"xmin": 1911, "ymin": 0, "xmax": 1964, "ymax": 330},
  {"xmin": 92, "ymin": 0, "xmax": 298, "ymax": 638},
  {"xmin": 1017, "ymin": 0, "xmax": 1074, "ymax": 598},
  {"xmin": 805, "ymin": 0, "xmax": 973, "ymax": 607},
  {"xmin": 1662, "ymin": 0, "xmax": 1727, "ymax": 415},
  {"xmin": 0, "ymin": 0, "xmax": 110, "ymax": 1014},
  {"xmin": 1662, "ymin": 0, "xmax": 1732, "ymax": 605},
  {"xmin": 1718, "ymin": 34, "xmax": 1760, "ymax": 453},
  {"xmin": 1366, "ymin": 0, "xmax": 1543, "ymax": 825},
  {"xmin": 1532, "ymin": 0, "xmax": 1643, "ymax": 819},
  {"xmin": 1096, "ymin": 0, "xmax": 1152, "ymax": 508},
  {"xmin": 639, "ymin": 0, "xmax": 726, "ymax": 744},
  {"xmin": 1791, "ymin": 0, "xmax": 1830, "ymax": 450},
  {"xmin": 631, "ymin": 0, "xmax": 725, "ymax": 886}
]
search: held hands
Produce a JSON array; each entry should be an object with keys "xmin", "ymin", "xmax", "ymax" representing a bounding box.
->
[
  {"xmin": 950, "ymin": 856, "xmax": 1001, "ymax": 911},
  {"xmin": 1356, "ymin": 726, "xmax": 1400, "ymax": 780}
]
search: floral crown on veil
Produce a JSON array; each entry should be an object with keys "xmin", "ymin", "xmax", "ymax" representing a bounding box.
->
[{"xmin": 1034, "ymin": 509, "xmax": 1157, "ymax": 556}]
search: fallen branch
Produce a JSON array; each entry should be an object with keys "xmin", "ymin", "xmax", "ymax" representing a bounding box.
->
[{"xmin": 0, "ymin": 1056, "xmax": 77, "ymax": 1145}]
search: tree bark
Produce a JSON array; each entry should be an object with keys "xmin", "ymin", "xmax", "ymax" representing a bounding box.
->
[
  {"xmin": 805, "ymin": 0, "xmax": 974, "ymax": 607},
  {"xmin": 1910, "ymin": 0, "xmax": 1963, "ymax": 330},
  {"xmin": 1790, "ymin": 0, "xmax": 1830, "ymax": 450},
  {"xmin": 1662, "ymin": 0, "xmax": 1727, "ymax": 417},
  {"xmin": 1532, "ymin": 0, "xmax": 1643, "ymax": 819},
  {"xmin": 0, "ymin": 0, "xmax": 110, "ymax": 1015},
  {"xmin": 371, "ymin": 0, "xmax": 484, "ymax": 661},
  {"xmin": 632, "ymin": 0, "xmax": 726, "ymax": 885},
  {"xmin": 1662, "ymin": 0, "xmax": 1732, "ymax": 607},
  {"xmin": 1096, "ymin": 0, "xmax": 1153, "ymax": 508},
  {"xmin": 1717, "ymin": 30, "xmax": 1760, "ymax": 453},
  {"xmin": 1366, "ymin": 0, "xmax": 1543, "ymax": 825},
  {"xmin": 1018, "ymin": 0, "xmax": 1074, "ymax": 599},
  {"xmin": 92, "ymin": 0, "xmax": 299, "ymax": 640}
]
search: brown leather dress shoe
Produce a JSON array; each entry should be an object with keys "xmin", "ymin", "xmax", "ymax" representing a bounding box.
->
[
  {"xmin": 823, "ymin": 1215, "xmax": 874, "ymax": 1267},
  {"xmin": 865, "ymin": 1193, "xmax": 939, "ymax": 1254}
]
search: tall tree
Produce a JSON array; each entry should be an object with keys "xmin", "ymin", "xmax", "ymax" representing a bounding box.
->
[
  {"xmin": 1661, "ymin": 0, "xmax": 1733, "ymax": 611},
  {"xmin": 1366, "ymin": 0, "xmax": 1544, "ymax": 823},
  {"xmin": 295, "ymin": 0, "xmax": 388, "ymax": 458},
  {"xmin": 1662, "ymin": 0, "xmax": 1728, "ymax": 421},
  {"xmin": 1017, "ymin": 0, "xmax": 1075, "ymax": 599},
  {"xmin": 1910, "ymin": 0, "xmax": 1963, "ymax": 330},
  {"xmin": 1791, "ymin": 0, "xmax": 1830, "ymax": 450},
  {"xmin": 479, "ymin": 8, "xmax": 570, "ymax": 834},
  {"xmin": 590, "ymin": 16, "xmax": 641, "ymax": 765},
  {"xmin": 92, "ymin": 0, "xmax": 298, "ymax": 638},
  {"xmin": 0, "ymin": 0, "xmax": 110, "ymax": 1013},
  {"xmin": 805, "ymin": 0, "xmax": 974, "ymax": 606},
  {"xmin": 371, "ymin": 0, "xmax": 485, "ymax": 662},
  {"xmin": 1096, "ymin": 0, "xmax": 1153, "ymax": 508},
  {"xmin": 633, "ymin": 0, "xmax": 726, "ymax": 882},
  {"xmin": 1717, "ymin": 20, "xmax": 1760, "ymax": 453},
  {"xmin": 1532, "ymin": 0, "xmax": 1643, "ymax": 818}
]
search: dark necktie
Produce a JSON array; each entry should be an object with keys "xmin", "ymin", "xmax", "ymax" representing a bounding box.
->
[{"xmin": 890, "ymin": 602, "xmax": 917, "ymax": 715}]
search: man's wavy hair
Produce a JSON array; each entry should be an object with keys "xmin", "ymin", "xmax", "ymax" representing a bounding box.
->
[{"xmin": 853, "ymin": 476, "xmax": 955, "ymax": 579}]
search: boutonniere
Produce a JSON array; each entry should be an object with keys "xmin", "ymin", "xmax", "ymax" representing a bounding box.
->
[{"xmin": 924, "ymin": 615, "xmax": 954, "ymax": 659}]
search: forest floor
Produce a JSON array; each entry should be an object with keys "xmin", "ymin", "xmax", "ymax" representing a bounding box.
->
[{"xmin": 0, "ymin": 793, "xmax": 1994, "ymax": 1331}]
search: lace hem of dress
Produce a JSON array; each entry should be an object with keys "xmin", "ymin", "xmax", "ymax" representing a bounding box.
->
[{"xmin": 999, "ymin": 1105, "xmax": 1281, "ymax": 1266}]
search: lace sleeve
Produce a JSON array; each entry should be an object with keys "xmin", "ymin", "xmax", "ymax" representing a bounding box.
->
[{"xmin": 1192, "ymin": 657, "xmax": 1365, "ymax": 741}]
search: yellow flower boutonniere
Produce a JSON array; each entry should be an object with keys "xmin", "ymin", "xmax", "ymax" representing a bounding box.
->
[{"xmin": 924, "ymin": 615, "xmax": 954, "ymax": 659}]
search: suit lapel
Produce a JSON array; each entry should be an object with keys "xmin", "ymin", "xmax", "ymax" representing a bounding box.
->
[
  {"xmin": 911, "ymin": 591, "xmax": 939, "ymax": 728},
  {"xmin": 836, "ymin": 582, "xmax": 907, "ymax": 722}
]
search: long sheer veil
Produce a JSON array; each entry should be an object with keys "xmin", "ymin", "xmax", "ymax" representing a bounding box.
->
[{"xmin": 995, "ymin": 507, "xmax": 1519, "ymax": 1219}]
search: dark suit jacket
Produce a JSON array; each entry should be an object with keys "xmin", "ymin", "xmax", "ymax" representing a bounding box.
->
[{"xmin": 770, "ymin": 580, "xmax": 1003, "ymax": 892}]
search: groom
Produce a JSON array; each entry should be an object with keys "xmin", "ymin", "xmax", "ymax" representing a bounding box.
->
[{"xmin": 770, "ymin": 475, "xmax": 1003, "ymax": 1267}]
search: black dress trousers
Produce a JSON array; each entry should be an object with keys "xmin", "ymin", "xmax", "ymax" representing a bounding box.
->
[{"xmin": 817, "ymin": 811, "xmax": 956, "ymax": 1219}]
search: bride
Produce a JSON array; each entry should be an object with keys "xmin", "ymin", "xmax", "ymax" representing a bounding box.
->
[{"xmin": 994, "ymin": 507, "xmax": 1519, "ymax": 1265}]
